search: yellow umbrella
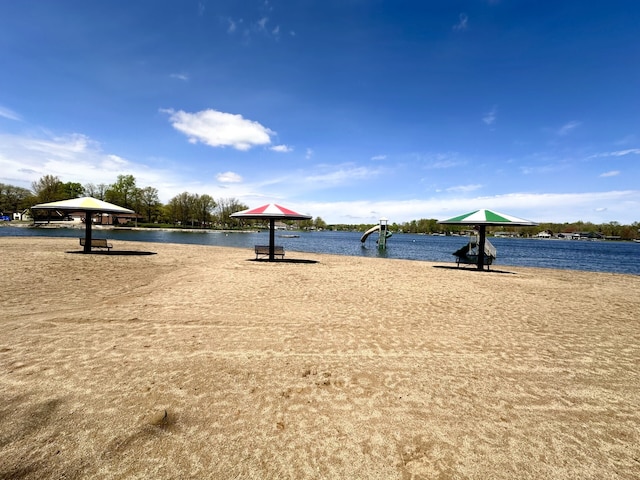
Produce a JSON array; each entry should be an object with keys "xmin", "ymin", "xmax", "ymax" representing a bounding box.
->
[{"xmin": 31, "ymin": 197, "xmax": 134, "ymax": 253}]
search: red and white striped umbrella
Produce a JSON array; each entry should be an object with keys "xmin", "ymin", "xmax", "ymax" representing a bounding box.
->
[
  {"xmin": 231, "ymin": 203, "xmax": 312, "ymax": 261},
  {"xmin": 231, "ymin": 203, "xmax": 311, "ymax": 221}
]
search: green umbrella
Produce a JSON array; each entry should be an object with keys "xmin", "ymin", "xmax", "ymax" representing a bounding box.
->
[{"xmin": 438, "ymin": 209, "xmax": 538, "ymax": 270}]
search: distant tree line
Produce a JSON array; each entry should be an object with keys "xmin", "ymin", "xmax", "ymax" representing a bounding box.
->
[
  {"xmin": 0, "ymin": 174, "xmax": 317, "ymax": 229},
  {"xmin": 1, "ymin": 175, "xmax": 639, "ymax": 239},
  {"xmin": 350, "ymin": 218, "xmax": 640, "ymax": 240}
]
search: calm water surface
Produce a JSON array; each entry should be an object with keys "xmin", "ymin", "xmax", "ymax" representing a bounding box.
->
[{"xmin": 1, "ymin": 225, "xmax": 639, "ymax": 275}]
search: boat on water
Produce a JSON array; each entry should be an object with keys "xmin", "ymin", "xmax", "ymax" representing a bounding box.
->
[{"xmin": 278, "ymin": 234, "xmax": 300, "ymax": 238}]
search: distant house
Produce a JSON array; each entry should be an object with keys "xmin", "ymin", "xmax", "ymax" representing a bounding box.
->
[
  {"xmin": 273, "ymin": 221, "xmax": 289, "ymax": 230},
  {"xmin": 493, "ymin": 231, "xmax": 518, "ymax": 238},
  {"xmin": 536, "ymin": 230, "xmax": 552, "ymax": 238},
  {"xmin": 557, "ymin": 232, "xmax": 602, "ymax": 240},
  {"xmin": 13, "ymin": 210, "xmax": 32, "ymax": 221}
]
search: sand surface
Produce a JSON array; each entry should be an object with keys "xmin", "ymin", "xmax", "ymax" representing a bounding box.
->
[{"xmin": 1, "ymin": 236, "xmax": 639, "ymax": 479}]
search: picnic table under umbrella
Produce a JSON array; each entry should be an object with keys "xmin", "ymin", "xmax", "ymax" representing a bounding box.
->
[
  {"xmin": 31, "ymin": 197, "xmax": 134, "ymax": 253},
  {"xmin": 231, "ymin": 203, "xmax": 312, "ymax": 261},
  {"xmin": 438, "ymin": 209, "xmax": 538, "ymax": 270}
]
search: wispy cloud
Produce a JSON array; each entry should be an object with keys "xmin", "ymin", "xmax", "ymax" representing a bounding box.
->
[
  {"xmin": 445, "ymin": 184, "xmax": 483, "ymax": 193},
  {"xmin": 257, "ymin": 17, "xmax": 268, "ymax": 31},
  {"xmin": 224, "ymin": 1, "xmax": 287, "ymax": 42},
  {"xmin": 588, "ymin": 148, "xmax": 640, "ymax": 159},
  {"xmin": 162, "ymin": 108, "xmax": 274, "ymax": 151},
  {"xmin": 600, "ymin": 170, "xmax": 620, "ymax": 177},
  {"xmin": 227, "ymin": 18, "xmax": 238, "ymax": 33},
  {"xmin": 305, "ymin": 148, "xmax": 313, "ymax": 160},
  {"xmin": 293, "ymin": 190, "xmax": 640, "ymax": 224},
  {"xmin": 0, "ymin": 106, "xmax": 22, "ymax": 121},
  {"xmin": 170, "ymin": 73, "xmax": 189, "ymax": 81},
  {"xmin": 557, "ymin": 120, "xmax": 581, "ymax": 136},
  {"xmin": 303, "ymin": 165, "xmax": 381, "ymax": 186},
  {"xmin": 421, "ymin": 153, "xmax": 467, "ymax": 170},
  {"xmin": 482, "ymin": 106, "xmax": 497, "ymax": 126},
  {"xmin": 0, "ymin": 131, "xmax": 175, "ymax": 196},
  {"xmin": 453, "ymin": 13, "xmax": 469, "ymax": 31},
  {"xmin": 371, "ymin": 154, "xmax": 387, "ymax": 161},
  {"xmin": 520, "ymin": 163, "xmax": 565, "ymax": 175}
]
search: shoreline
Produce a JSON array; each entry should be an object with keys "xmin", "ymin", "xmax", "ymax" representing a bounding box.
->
[
  {"xmin": 1, "ymin": 221, "xmax": 260, "ymax": 234},
  {"xmin": 5, "ymin": 220, "xmax": 639, "ymax": 244}
]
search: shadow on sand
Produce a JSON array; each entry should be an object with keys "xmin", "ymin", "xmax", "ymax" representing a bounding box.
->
[
  {"xmin": 250, "ymin": 258, "xmax": 318, "ymax": 264},
  {"xmin": 67, "ymin": 250, "xmax": 157, "ymax": 256},
  {"xmin": 433, "ymin": 265, "xmax": 517, "ymax": 275}
]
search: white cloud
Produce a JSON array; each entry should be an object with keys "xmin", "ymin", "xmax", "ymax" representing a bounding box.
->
[
  {"xmin": 557, "ymin": 121, "xmax": 581, "ymax": 136},
  {"xmin": 270, "ymin": 144, "xmax": 292, "ymax": 153},
  {"xmin": 453, "ymin": 13, "xmax": 468, "ymax": 31},
  {"xmin": 371, "ymin": 154, "xmax": 387, "ymax": 161},
  {"xmin": 170, "ymin": 73, "xmax": 189, "ymax": 81},
  {"xmin": 520, "ymin": 162, "xmax": 565, "ymax": 175},
  {"xmin": 303, "ymin": 165, "xmax": 382, "ymax": 186},
  {"xmin": 216, "ymin": 171, "xmax": 243, "ymax": 183},
  {"xmin": 421, "ymin": 153, "xmax": 467, "ymax": 169},
  {"xmin": 294, "ymin": 190, "xmax": 640, "ymax": 224},
  {"xmin": 589, "ymin": 148, "xmax": 640, "ymax": 159},
  {"xmin": 0, "ymin": 131, "xmax": 177, "ymax": 200},
  {"xmin": 445, "ymin": 184, "xmax": 483, "ymax": 193},
  {"xmin": 0, "ymin": 106, "xmax": 22, "ymax": 121},
  {"xmin": 600, "ymin": 170, "xmax": 620, "ymax": 177},
  {"xmin": 163, "ymin": 108, "xmax": 274, "ymax": 151},
  {"xmin": 305, "ymin": 148, "xmax": 313, "ymax": 159},
  {"xmin": 482, "ymin": 106, "xmax": 497, "ymax": 126}
]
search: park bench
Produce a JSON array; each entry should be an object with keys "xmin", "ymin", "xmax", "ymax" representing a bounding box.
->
[
  {"xmin": 79, "ymin": 238, "xmax": 113, "ymax": 251},
  {"xmin": 254, "ymin": 245, "xmax": 285, "ymax": 259}
]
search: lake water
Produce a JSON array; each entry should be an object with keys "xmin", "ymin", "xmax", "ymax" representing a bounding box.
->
[{"xmin": 1, "ymin": 225, "xmax": 639, "ymax": 275}]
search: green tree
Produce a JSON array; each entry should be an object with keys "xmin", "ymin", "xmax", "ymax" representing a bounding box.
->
[
  {"xmin": 84, "ymin": 183, "xmax": 108, "ymax": 200},
  {"xmin": 139, "ymin": 186, "xmax": 161, "ymax": 223},
  {"xmin": 168, "ymin": 192, "xmax": 192, "ymax": 226},
  {"xmin": 105, "ymin": 174, "xmax": 138, "ymax": 210},
  {"xmin": 0, "ymin": 184, "xmax": 35, "ymax": 215},
  {"xmin": 217, "ymin": 198, "xmax": 248, "ymax": 228},
  {"xmin": 314, "ymin": 216, "xmax": 327, "ymax": 230},
  {"xmin": 32, "ymin": 175, "xmax": 63, "ymax": 203},
  {"xmin": 193, "ymin": 194, "xmax": 216, "ymax": 227},
  {"xmin": 60, "ymin": 182, "xmax": 84, "ymax": 199}
]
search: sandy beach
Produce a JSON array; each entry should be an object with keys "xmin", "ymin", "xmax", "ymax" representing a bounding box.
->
[{"xmin": 1, "ymin": 236, "xmax": 639, "ymax": 479}]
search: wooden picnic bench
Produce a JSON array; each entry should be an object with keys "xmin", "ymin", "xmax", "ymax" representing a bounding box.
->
[
  {"xmin": 79, "ymin": 238, "xmax": 113, "ymax": 251},
  {"xmin": 254, "ymin": 245, "xmax": 285, "ymax": 259},
  {"xmin": 454, "ymin": 254, "xmax": 493, "ymax": 269}
]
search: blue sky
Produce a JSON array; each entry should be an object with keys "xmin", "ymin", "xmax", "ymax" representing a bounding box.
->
[{"xmin": 1, "ymin": 1, "xmax": 639, "ymax": 224}]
